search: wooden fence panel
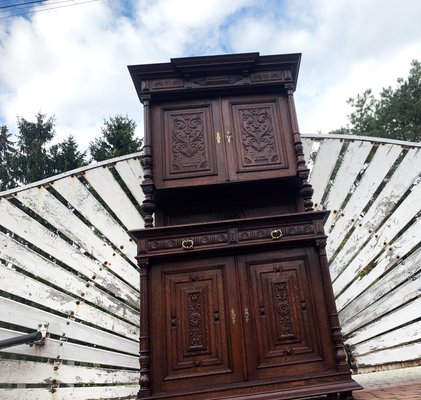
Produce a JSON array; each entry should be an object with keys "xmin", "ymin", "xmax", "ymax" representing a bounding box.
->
[
  {"xmin": 308, "ymin": 138, "xmax": 343, "ymax": 209},
  {"xmin": 83, "ymin": 167, "xmax": 144, "ymax": 230},
  {"xmin": 14, "ymin": 186, "xmax": 139, "ymax": 287},
  {"xmin": 326, "ymin": 143, "xmax": 402, "ymax": 257},
  {"xmin": 327, "ymin": 146, "xmax": 421, "ymax": 287},
  {"xmin": 52, "ymin": 175, "xmax": 137, "ymax": 259},
  {"xmin": 0, "ymin": 297, "xmax": 138, "ymax": 354},
  {"xmin": 0, "ymin": 154, "xmax": 143, "ymax": 398}
]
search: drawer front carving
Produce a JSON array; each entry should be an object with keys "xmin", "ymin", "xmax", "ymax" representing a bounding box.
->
[{"xmin": 143, "ymin": 222, "xmax": 315, "ymax": 255}]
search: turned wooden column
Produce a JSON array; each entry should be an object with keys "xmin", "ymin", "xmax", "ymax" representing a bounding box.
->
[{"xmin": 136, "ymin": 256, "xmax": 151, "ymax": 397}]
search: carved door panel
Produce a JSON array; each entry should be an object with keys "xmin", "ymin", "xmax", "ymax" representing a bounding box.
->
[
  {"xmin": 152, "ymin": 99, "xmax": 226, "ymax": 188},
  {"xmin": 151, "ymin": 256, "xmax": 245, "ymax": 392},
  {"xmin": 238, "ymin": 248, "xmax": 327, "ymax": 380},
  {"xmin": 222, "ymin": 96, "xmax": 292, "ymax": 182}
]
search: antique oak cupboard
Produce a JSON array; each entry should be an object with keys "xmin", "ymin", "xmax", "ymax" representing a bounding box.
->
[{"xmin": 129, "ymin": 53, "xmax": 361, "ymax": 399}]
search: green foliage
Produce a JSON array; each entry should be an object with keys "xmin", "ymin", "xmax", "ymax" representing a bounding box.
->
[
  {"xmin": 49, "ymin": 135, "xmax": 87, "ymax": 175},
  {"xmin": 15, "ymin": 112, "xmax": 56, "ymax": 185},
  {"xmin": 0, "ymin": 125, "xmax": 17, "ymax": 190},
  {"xmin": 0, "ymin": 113, "xmax": 88, "ymax": 190},
  {"xmin": 332, "ymin": 60, "xmax": 421, "ymax": 142},
  {"xmin": 0, "ymin": 113, "xmax": 139, "ymax": 190},
  {"xmin": 89, "ymin": 115, "xmax": 142, "ymax": 162}
]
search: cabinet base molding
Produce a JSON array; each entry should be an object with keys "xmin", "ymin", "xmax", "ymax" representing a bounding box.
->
[{"xmin": 138, "ymin": 374, "xmax": 361, "ymax": 399}]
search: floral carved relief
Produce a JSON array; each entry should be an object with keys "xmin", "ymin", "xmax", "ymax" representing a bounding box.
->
[
  {"xmin": 187, "ymin": 292, "xmax": 204, "ymax": 349},
  {"xmin": 171, "ymin": 112, "xmax": 208, "ymax": 172},
  {"xmin": 239, "ymin": 107, "xmax": 280, "ymax": 165},
  {"xmin": 274, "ymin": 282, "xmax": 293, "ymax": 337}
]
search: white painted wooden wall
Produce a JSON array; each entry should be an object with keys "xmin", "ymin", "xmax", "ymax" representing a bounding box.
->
[
  {"xmin": 304, "ymin": 134, "xmax": 421, "ymax": 371},
  {"xmin": 0, "ymin": 134, "xmax": 420, "ymax": 398},
  {"xmin": 0, "ymin": 153, "xmax": 144, "ymax": 400}
]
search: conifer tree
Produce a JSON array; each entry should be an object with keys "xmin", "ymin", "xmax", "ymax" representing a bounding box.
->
[
  {"xmin": 90, "ymin": 115, "xmax": 142, "ymax": 161},
  {"xmin": 332, "ymin": 60, "xmax": 421, "ymax": 142},
  {"xmin": 49, "ymin": 135, "xmax": 87, "ymax": 175},
  {"xmin": 0, "ymin": 125, "xmax": 17, "ymax": 190}
]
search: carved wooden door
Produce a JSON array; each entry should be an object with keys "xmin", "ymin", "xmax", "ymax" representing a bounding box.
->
[
  {"xmin": 152, "ymin": 98, "xmax": 225, "ymax": 188},
  {"xmin": 222, "ymin": 96, "xmax": 292, "ymax": 182},
  {"xmin": 238, "ymin": 247, "xmax": 333, "ymax": 380},
  {"xmin": 150, "ymin": 256, "xmax": 245, "ymax": 393},
  {"xmin": 152, "ymin": 95, "xmax": 294, "ymax": 189}
]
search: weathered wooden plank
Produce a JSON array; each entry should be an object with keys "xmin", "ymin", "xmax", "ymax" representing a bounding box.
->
[
  {"xmin": 301, "ymin": 137, "xmax": 314, "ymax": 165},
  {"xmin": 0, "ymin": 328, "xmax": 139, "ymax": 368},
  {"xmin": 341, "ymin": 261, "xmax": 421, "ymax": 335},
  {"xmin": 345, "ymin": 297, "xmax": 421, "ymax": 346},
  {"xmin": 0, "ymin": 267, "xmax": 139, "ymax": 341},
  {"xmin": 351, "ymin": 322, "xmax": 421, "ymax": 356},
  {"xmin": 308, "ymin": 139, "xmax": 343, "ymax": 209},
  {"xmin": 0, "ymin": 232, "xmax": 139, "ymax": 324},
  {"xmin": 327, "ymin": 143, "xmax": 402, "ymax": 258},
  {"xmin": 336, "ymin": 217, "xmax": 421, "ymax": 312},
  {"xmin": 52, "ymin": 176, "xmax": 137, "ymax": 260},
  {"xmin": 354, "ymin": 342, "xmax": 421, "ymax": 367},
  {"xmin": 0, "ymin": 297, "xmax": 138, "ymax": 355},
  {"xmin": 15, "ymin": 186, "xmax": 139, "ymax": 288},
  {"xmin": 301, "ymin": 133, "xmax": 421, "ymax": 147},
  {"xmin": 0, "ymin": 385, "xmax": 138, "ymax": 400},
  {"xmin": 323, "ymin": 140, "xmax": 373, "ymax": 234},
  {"xmin": 332, "ymin": 180, "xmax": 421, "ymax": 293},
  {"xmin": 0, "ymin": 360, "xmax": 139, "ymax": 384},
  {"xmin": 114, "ymin": 158, "xmax": 145, "ymax": 208},
  {"xmin": 0, "ymin": 198, "xmax": 139, "ymax": 307},
  {"xmin": 83, "ymin": 167, "xmax": 144, "ymax": 230}
]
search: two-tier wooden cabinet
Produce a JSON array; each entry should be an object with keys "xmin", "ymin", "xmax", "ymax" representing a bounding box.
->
[{"xmin": 129, "ymin": 53, "xmax": 361, "ymax": 399}]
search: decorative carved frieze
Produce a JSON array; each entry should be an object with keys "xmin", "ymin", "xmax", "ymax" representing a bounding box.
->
[
  {"xmin": 144, "ymin": 223, "xmax": 315, "ymax": 253},
  {"xmin": 192, "ymin": 75, "xmax": 243, "ymax": 86}
]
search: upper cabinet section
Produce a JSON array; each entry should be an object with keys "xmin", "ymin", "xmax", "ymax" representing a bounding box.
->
[{"xmin": 128, "ymin": 52, "xmax": 305, "ymax": 191}]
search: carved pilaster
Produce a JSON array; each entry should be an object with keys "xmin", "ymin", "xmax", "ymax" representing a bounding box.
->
[
  {"xmin": 316, "ymin": 239, "xmax": 349, "ymax": 372},
  {"xmin": 140, "ymin": 94, "xmax": 156, "ymax": 227},
  {"xmin": 137, "ymin": 257, "xmax": 151, "ymax": 398},
  {"xmin": 286, "ymin": 84, "xmax": 314, "ymax": 211}
]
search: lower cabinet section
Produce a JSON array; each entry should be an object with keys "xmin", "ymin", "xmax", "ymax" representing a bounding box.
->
[
  {"xmin": 131, "ymin": 213, "xmax": 362, "ymax": 399},
  {"xmin": 147, "ymin": 247, "xmax": 358, "ymax": 399}
]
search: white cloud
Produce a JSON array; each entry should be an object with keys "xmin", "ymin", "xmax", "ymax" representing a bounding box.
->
[{"xmin": 0, "ymin": 0, "xmax": 420, "ymax": 153}]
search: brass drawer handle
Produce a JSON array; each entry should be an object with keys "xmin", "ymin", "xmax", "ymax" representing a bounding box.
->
[
  {"xmin": 270, "ymin": 229, "xmax": 282, "ymax": 240},
  {"xmin": 181, "ymin": 239, "xmax": 194, "ymax": 250}
]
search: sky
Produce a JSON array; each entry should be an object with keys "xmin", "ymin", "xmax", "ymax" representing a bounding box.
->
[{"xmin": 1, "ymin": 0, "xmax": 421, "ymax": 151}]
